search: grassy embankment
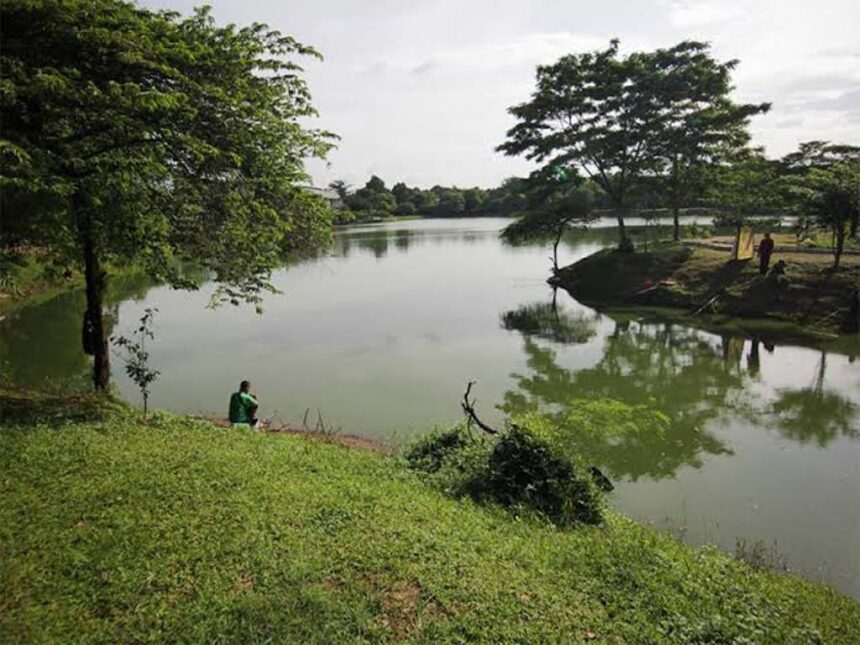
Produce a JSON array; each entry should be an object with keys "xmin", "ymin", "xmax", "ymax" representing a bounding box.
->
[
  {"xmin": 0, "ymin": 254, "xmax": 79, "ymax": 316},
  {"xmin": 553, "ymin": 241, "xmax": 860, "ymax": 340},
  {"xmin": 0, "ymin": 253, "xmax": 154, "ymax": 318},
  {"xmin": 2, "ymin": 390, "xmax": 859, "ymax": 643}
]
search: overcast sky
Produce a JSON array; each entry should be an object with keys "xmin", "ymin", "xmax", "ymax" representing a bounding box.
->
[{"xmin": 142, "ymin": 0, "xmax": 860, "ymax": 189}]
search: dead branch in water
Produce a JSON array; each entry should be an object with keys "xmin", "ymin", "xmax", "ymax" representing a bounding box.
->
[{"xmin": 461, "ymin": 381, "xmax": 499, "ymax": 435}]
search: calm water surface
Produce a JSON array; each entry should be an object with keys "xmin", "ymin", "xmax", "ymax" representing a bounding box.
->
[{"xmin": 2, "ymin": 217, "xmax": 858, "ymax": 597}]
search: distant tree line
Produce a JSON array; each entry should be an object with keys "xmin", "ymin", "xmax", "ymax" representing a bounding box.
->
[{"xmin": 328, "ymin": 176, "xmax": 526, "ymax": 222}]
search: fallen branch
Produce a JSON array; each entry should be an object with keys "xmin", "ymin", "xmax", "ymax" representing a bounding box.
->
[
  {"xmin": 811, "ymin": 309, "xmax": 842, "ymax": 325},
  {"xmin": 460, "ymin": 381, "xmax": 499, "ymax": 435},
  {"xmin": 692, "ymin": 293, "xmax": 721, "ymax": 317},
  {"xmin": 631, "ymin": 284, "xmax": 661, "ymax": 297}
]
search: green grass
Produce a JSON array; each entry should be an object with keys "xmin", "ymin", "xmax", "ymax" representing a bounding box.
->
[
  {"xmin": 2, "ymin": 399, "xmax": 858, "ymax": 643},
  {"xmin": 0, "ymin": 254, "xmax": 74, "ymax": 316}
]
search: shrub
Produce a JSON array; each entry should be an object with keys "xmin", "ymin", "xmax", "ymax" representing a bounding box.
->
[
  {"xmin": 404, "ymin": 425, "xmax": 473, "ymax": 474},
  {"xmin": 475, "ymin": 426, "xmax": 602, "ymax": 526},
  {"xmin": 404, "ymin": 424, "xmax": 603, "ymax": 527}
]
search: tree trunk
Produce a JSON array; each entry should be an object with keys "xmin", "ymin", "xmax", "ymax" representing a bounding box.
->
[
  {"xmin": 616, "ymin": 213, "xmax": 627, "ymax": 246},
  {"xmin": 833, "ymin": 221, "xmax": 845, "ymax": 269},
  {"xmin": 81, "ymin": 213, "xmax": 110, "ymax": 390},
  {"xmin": 672, "ymin": 205, "xmax": 680, "ymax": 242},
  {"xmin": 552, "ymin": 227, "xmax": 563, "ymax": 273},
  {"xmin": 671, "ymin": 158, "xmax": 681, "ymax": 242}
]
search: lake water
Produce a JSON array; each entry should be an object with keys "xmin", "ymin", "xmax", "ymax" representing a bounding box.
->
[{"xmin": 2, "ymin": 217, "xmax": 858, "ymax": 598}]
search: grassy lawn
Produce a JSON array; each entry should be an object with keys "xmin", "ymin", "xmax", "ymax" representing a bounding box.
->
[{"xmin": 2, "ymin": 395, "xmax": 858, "ymax": 643}]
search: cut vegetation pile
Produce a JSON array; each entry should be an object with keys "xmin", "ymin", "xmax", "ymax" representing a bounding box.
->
[{"xmin": 2, "ymin": 394, "xmax": 859, "ymax": 642}]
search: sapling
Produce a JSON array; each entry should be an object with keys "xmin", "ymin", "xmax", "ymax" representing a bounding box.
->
[{"xmin": 112, "ymin": 308, "xmax": 160, "ymax": 418}]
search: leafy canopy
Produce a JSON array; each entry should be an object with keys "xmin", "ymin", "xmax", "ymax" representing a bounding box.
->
[
  {"xmin": 501, "ymin": 166, "xmax": 598, "ymax": 270},
  {"xmin": 0, "ymin": 0, "xmax": 336, "ymax": 307},
  {"xmin": 498, "ymin": 40, "xmax": 768, "ymax": 246}
]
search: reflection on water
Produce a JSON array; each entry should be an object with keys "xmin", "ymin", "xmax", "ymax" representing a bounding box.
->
[
  {"xmin": 773, "ymin": 352, "xmax": 859, "ymax": 446},
  {"xmin": 501, "ymin": 298, "xmax": 858, "ymax": 473},
  {"xmin": 0, "ymin": 217, "xmax": 858, "ymax": 597},
  {"xmin": 0, "ymin": 272, "xmax": 153, "ymax": 390},
  {"xmin": 500, "ymin": 305, "xmax": 742, "ymax": 480},
  {"xmin": 501, "ymin": 297, "xmax": 597, "ymax": 345}
]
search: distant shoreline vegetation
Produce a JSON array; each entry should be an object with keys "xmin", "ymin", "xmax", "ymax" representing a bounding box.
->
[{"xmin": 327, "ymin": 175, "xmax": 797, "ymax": 226}]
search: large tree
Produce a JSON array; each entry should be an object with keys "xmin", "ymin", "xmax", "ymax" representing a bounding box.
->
[
  {"xmin": 498, "ymin": 40, "xmax": 768, "ymax": 248},
  {"xmin": 785, "ymin": 159, "xmax": 860, "ymax": 268},
  {"xmin": 1, "ymin": 1, "xmax": 335, "ymax": 389},
  {"xmin": 648, "ymin": 42, "xmax": 770, "ymax": 240},
  {"xmin": 782, "ymin": 141, "xmax": 860, "ymax": 239},
  {"xmin": 499, "ymin": 40, "xmax": 649, "ymax": 249},
  {"xmin": 709, "ymin": 149, "xmax": 783, "ymax": 228}
]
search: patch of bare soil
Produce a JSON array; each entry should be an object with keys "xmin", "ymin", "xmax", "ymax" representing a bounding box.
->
[{"xmin": 202, "ymin": 417, "xmax": 391, "ymax": 455}]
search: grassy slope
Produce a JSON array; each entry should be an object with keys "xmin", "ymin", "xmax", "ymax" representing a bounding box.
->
[
  {"xmin": 0, "ymin": 255, "xmax": 77, "ymax": 316},
  {"xmin": 2, "ymin": 398, "xmax": 858, "ymax": 643},
  {"xmin": 554, "ymin": 243, "xmax": 860, "ymax": 336}
]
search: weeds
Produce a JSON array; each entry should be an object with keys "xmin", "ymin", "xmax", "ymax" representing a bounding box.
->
[{"xmin": 735, "ymin": 538, "xmax": 790, "ymax": 573}]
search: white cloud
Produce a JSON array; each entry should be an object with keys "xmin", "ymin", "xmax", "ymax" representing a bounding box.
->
[
  {"xmin": 142, "ymin": 0, "xmax": 860, "ymax": 186},
  {"xmin": 659, "ymin": 0, "xmax": 744, "ymax": 28}
]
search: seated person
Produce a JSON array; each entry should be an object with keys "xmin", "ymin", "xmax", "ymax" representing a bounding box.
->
[{"xmin": 229, "ymin": 380, "xmax": 259, "ymax": 427}]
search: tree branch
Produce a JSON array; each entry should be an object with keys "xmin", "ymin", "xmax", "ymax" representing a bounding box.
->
[{"xmin": 460, "ymin": 381, "xmax": 499, "ymax": 435}]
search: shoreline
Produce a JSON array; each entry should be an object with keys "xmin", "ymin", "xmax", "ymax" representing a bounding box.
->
[
  {"xmin": 201, "ymin": 415, "xmax": 392, "ymax": 454},
  {"xmin": 552, "ymin": 242, "xmax": 860, "ymax": 342}
]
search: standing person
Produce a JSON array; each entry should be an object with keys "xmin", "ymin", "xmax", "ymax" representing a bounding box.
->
[
  {"xmin": 757, "ymin": 232, "xmax": 775, "ymax": 275},
  {"xmin": 229, "ymin": 380, "xmax": 259, "ymax": 427}
]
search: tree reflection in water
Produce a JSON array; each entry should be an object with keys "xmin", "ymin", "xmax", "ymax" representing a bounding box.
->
[
  {"xmin": 0, "ymin": 272, "xmax": 153, "ymax": 391},
  {"xmin": 501, "ymin": 299, "xmax": 860, "ymax": 480},
  {"xmin": 501, "ymin": 297, "xmax": 597, "ymax": 345},
  {"xmin": 773, "ymin": 351, "xmax": 858, "ymax": 446},
  {"xmin": 500, "ymin": 301, "xmax": 749, "ymax": 481}
]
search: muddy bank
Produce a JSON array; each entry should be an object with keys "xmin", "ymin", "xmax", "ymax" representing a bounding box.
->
[
  {"xmin": 202, "ymin": 416, "xmax": 392, "ymax": 454},
  {"xmin": 551, "ymin": 243, "xmax": 860, "ymax": 339}
]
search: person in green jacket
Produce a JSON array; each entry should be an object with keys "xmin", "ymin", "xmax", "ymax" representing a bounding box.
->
[{"xmin": 229, "ymin": 380, "xmax": 259, "ymax": 427}]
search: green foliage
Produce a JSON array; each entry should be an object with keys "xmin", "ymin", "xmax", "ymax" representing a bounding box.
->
[
  {"xmin": 478, "ymin": 425, "xmax": 603, "ymax": 526},
  {"xmin": 646, "ymin": 43, "xmax": 770, "ymax": 239},
  {"xmin": 406, "ymin": 423, "xmax": 603, "ymax": 527},
  {"xmin": 708, "ymin": 149, "xmax": 784, "ymax": 226},
  {"xmin": 498, "ymin": 40, "xmax": 769, "ymax": 247},
  {"xmin": 498, "ymin": 39, "xmax": 654, "ymax": 213},
  {"xmin": 111, "ymin": 308, "xmax": 159, "ymax": 418},
  {"xmin": 1, "ymin": 1, "xmax": 335, "ymax": 303},
  {"xmin": 1, "ymin": 0, "xmax": 336, "ymax": 387},
  {"xmin": 501, "ymin": 167, "xmax": 598, "ymax": 270},
  {"xmin": 403, "ymin": 425, "xmax": 473, "ymax": 473},
  {"xmin": 2, "ymin": 402, "xmax": 858, "ymax": 642},
  {"xmin": 782, "ymin": 143, "xmax": 860, "ymax": 267},
  {"xmin": 333, "ymin": 174, "xmax": 529, "ymax": 221}
]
